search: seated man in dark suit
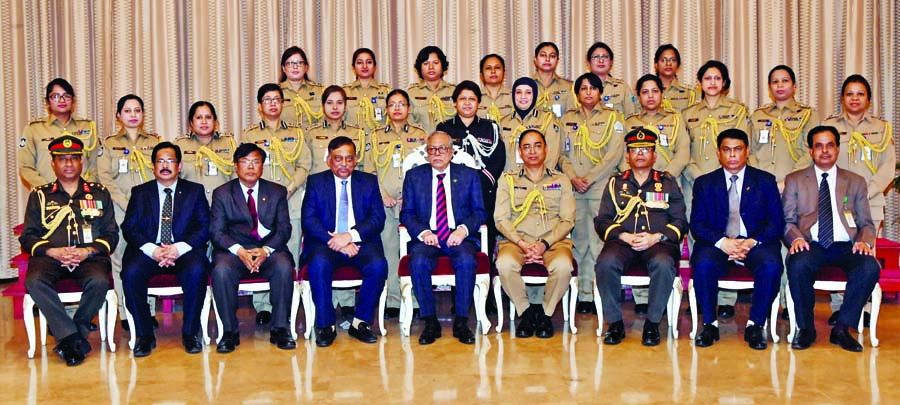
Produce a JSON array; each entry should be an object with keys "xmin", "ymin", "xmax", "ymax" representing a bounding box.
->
[
  {"xmin": 784, "ymin": 125, "xmax": 880, "ymax": 352},
  {"xmin": 690, "ymin": 129, "xmax": 785, "ymax": 350},
  {"xmin": 400, "ymin": 131, "xmax": 487, "ymax": 345},
  {"xmin": 210, "ymin": 143, "xmax": 296, "ymax": 353},
  {"xmin": 120, "ymin": 142, "xmax": 210, "ymax": 356},
  {"xmin": 301, "ymin": 136, "xmax": 388, "ymax": 347}
]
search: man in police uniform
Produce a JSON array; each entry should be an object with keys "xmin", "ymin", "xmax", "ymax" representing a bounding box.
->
[
  {"xmin": 20, "ymin": 135, "xmax": 118, "ymax": 366},
  {"xmin": 495, "ymin": 129, "xmax": 575, "ymax": 339},
  {"xmin": 595, "ymin": 128, "xmax": 688, "ymax": 346}
]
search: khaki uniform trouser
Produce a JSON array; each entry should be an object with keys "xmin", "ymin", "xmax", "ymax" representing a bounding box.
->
[{"xmin": 497, "ymin": 239, "xmax": 573, "ymax": 317}]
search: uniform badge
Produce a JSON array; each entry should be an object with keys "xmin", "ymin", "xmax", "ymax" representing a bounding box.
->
[
  {"xmin": 654, "ymin": 183, "xmax": 662, "ymax": 192},
  {"xmin": 622, "ymin": 183, "xmax": 628, "ymax": 192},
  {"xmin": 63, "ymin": 139, "xmax": 72, "ymax": 148},
  {"xmin": 85, "ymin": 194, "xmax": 93, "ymax": 200},
  {"xmin": 18, "ymin": 138, "xmax": 26, "ymax": 148},
  {"xmin": 542, "ymin": 183, "xmax": 562, "ymax": 191},
  {"xmin": 365, "ymin": 142, "xmax": 372, "ymax": 151},
  {"xmin": 98, "ymin": 146, "xmax": 104, "ymax": 157}
]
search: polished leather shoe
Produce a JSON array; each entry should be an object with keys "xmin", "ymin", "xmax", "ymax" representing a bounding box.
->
[
  {"xmin": 515, "ymin": 307, "xmax": 535, "ymax": 338},
  {"xmin": 216, "ymin": 331, "xmax": 240, "ymax": 353},
  {"xmin": 642, "ymin": 321, "xmax": 661, "ymax": 346},
  {"xmin": 89, "ymin": 322, "xmax": 98, "ymax": 332},
  {"xmin": 348, "ymin": 322, "xmax": 378, "ymax": 344},
  {"xmin": 791, "ymin": 328, "xmax": 816, "ymax": 350},
  {"xmin": 256, "ymin": 310, "xmax": 272, "ymax": 325},
  {"xmin": 61, "ymin": 338, "xmax": 86, "ymax": 367},
  {"xmin": 384, "ymin": 307, "xmax": 401, "ymax": 319},
  {"xmin": 315, "ymin": 326, "xmax": 337, "ymax": 347},
  {"xmin": 781, "ymin": 308, "xmax": 790, "ymax": 321},
  {"xmin": 576, "ymin": 301, "xmax": 593, "ymax": 314},
  {"xmin": 270, "ymin": 327, "xmax": 297, "ymax": 350},
  {"xmin": 830, "ymin": 326, "xmax": 863, "ymax": 352},
  {"xmin": 744, "ymin": 324, "xmax": 767, "ymax": 350},
  {"xmin": 453, "ymin": 317, "xmax": 476, "ymax": 344},
  {"xmin": 183, "ymin": 334, "xmax": 203, "ymax": 354},
  {"xmin": 121, "ymin": 320, "xmax": 130, "ymax": 332},
  {"xmin": 133, "ymin": 336, "xmax": 157, "ymax": 357},
  {"xmin": 828, "ymin": 310, "xmax": 840, "ymax": 326},
  {"xmin": 418, "ymin": 317, "xmax": 442, "ymax": 345},
  {"xmin": 634, "ymin": 304, "xmax": 649, "ymax": 315},
  {"xmin": 603, "ymin": 320, "xmax": 626, "ymax": 345},
  {"xmin": 717, "ymin": 305, "xmax": 735, "ymax": 318},
  {"xmin": 535, "ymin": 313, "xmax": 554, "ymax": 339},
  {"xmin": 695, "ymin": 323, "xmax": 719, "ymax": 347}
]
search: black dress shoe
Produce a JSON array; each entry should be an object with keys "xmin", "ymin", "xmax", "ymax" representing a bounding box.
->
[
  {"xmin": 717, "ymin": 305, "xmax": 735, "ymax": 318},
  {"xmin": 791, "ymin": 328, "xmax": 816, "ymax": 350},
  {"xmin": 535, "ymin": 313, "xmax": 554, "ymax": 339},
  {"xmin": 828, "ymin": 310, "xmax": 840, "ymax": 326},
  {"xmin": 183, "ymin": 334, "xmax": 203, "ymax": 354},
  {"xmin": 348, "ymin": 322, "xmax": 378, "ymax": 344},
  {"xmin": 270, "ymin": 327, "xmax": 297, "ymax": 350},
  {"xmin": 384, "ymin": 307, "xmax": 401, "ymax": 319},
  {"xmin": 830, "ymin": 326, "xmax": 863, "ymax": 352},
  {"xmin": 418, "ymin": 317, "xmax": 442, "ymax": 345},
  {"xmin": 781, "ymin": 308, "xmax": 790, "ymax": 321},
  {"xmin": 576, "ymin": 301, "xmax": 593, "ymax": 314},
  {"xmin": 316, "ymin": 326, "xmax": 337, "ymax": 347},
  {"xmin": 695, "ymin": 323, "xmax": 719, "ymax": 347},
  {"xmin": 744, "ymin": 324, "xmax": 767, "ymax": 350},
  {"xmin": 603, "ymin": 320, "xmax": 626, "ymax": 345},
  {"xmin": 515, "ymin": 307, "xmax": 535, "ymax": 338},
  {"xmin": 634, "ymin": 304, "xmax": 649, "ymax": 315},
  {"xmin": 62, "ymin": 338, "xmax": 86, "ymax": 367},
  {"xmin": 256, "ymin": 310, "xmax": 272, "ymax": 325},
  {"xmin": 133, "ymin": 336, "xmax": 157, "ymax": 357},
  {"xmin": 89, "ymin": 322, "xmax": 98, "ymax": 332},
  {"xmin": 642, "ymin": 321, "xmax": 661, "ymax": 346},
  {"xmin": 216, "ymin": 331, "xmax": 240, "ymax": 353},
  {"xmin": 121, "ymin": 320, "xmax": 130, "ymax": 332},
  {"xmin": 453, "ymin": 316, "xmax": 476, "ymax": 344}
]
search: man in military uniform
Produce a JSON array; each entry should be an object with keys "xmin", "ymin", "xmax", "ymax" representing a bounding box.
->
[
  {"xmin": 243, "ymin": 83, "xmax": 312, "ymax": 325},
  {"xmin": 19, "ymin": 78, "xmax": 100, "ymax": 189},
  {"xmin": 20, "ymin": 135, "xmax": 118, "ymax": 366},
  {"xmin": 531, "ymin": 42, "xmax": 576, "ymax": 118},
  {"xmin": 595, "ymin": 128, "xmax": 687, "ymax": 347},
  {"xmin": 495, "ymin": 129, "xmax": 575, "ymax": 339}
]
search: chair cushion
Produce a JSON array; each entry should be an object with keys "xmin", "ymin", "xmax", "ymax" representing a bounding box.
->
[
  {"xmin": 299, "ymin": 265, "xmax": 360, "ymax": 281},
  {"xmin": 148, "ymin": 273, "xmax": 182, "ymax": 288},
  {"xmin": 721, "ymin": 265, "xmax": 754, "ymax": 282},
  {"xmin": 816, "ymin": 266, "xmax": 848, "ymax": 282},
  {"xmin": 397, "ymin": 252, "xmax": 490, "ymax": 277},
  {"xmin": 32, "ymin": 272, "xmax": 115, "ymax": 294},
  {"xmin": 623, "ymin": 266, "xmax": 649, "ymax": 277}
]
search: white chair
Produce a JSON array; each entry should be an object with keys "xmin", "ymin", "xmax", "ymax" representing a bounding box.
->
[
  {"xmin": 688, "ymin": 264, "xmax": 780, "ymax": 343},
  {"xmin": 209, "ymin": 273, "xmax": 301, "ymax": 342},
  {"xmin": 785, "ymin": 265, "xmax": 880, "ymax": 347},
  {"xmin": 397, "ymin": 225, "xmax": 491, "ymax": 336},
  {"xmin": 299, "ymin": 266, "xmax": 386, "ymax": 339},
  {"xmin": 23, "ymin": 277, "xmax": 118, "ymax": 358},
  {"xmin": 494, "ymin": 262, "xmax": 579, "ymax": 334},
  {"xmin": 595, "ymin": 265, "xmax": 683, "ymax": 338},
  {"xmin": 121, "ymin": 273, "xmax": 212, "ymax": 349}
]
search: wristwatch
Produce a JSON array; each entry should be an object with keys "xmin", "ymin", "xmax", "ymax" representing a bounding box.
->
[
  {"xmin": 658, "ymin": 234, "xmax": 667, "ymax": 242},
  {"xmin": 262, "ymin": 246, "xmax": 274, "ymax": 256}
]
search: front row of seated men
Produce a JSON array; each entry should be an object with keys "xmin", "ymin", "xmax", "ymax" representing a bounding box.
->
[{"xmin": 21, "ymin": 123, "xmax": 879, "ymax": 366}]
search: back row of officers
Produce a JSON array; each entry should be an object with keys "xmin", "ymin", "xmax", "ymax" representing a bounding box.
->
[{"xmin": 19, "ymin": 42, "xmax": 892, "ymax": 367}]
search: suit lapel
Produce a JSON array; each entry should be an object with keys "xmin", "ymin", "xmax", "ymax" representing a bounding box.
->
[
  {"xmin": 325, "ymin": 172, "xmax": 337, "ymax": 230},
  {"xmin": 149, "ymin": 182, "xmax": 161, "ymax": 239},
  {"xmin": 739, "ymin": 168, "xmax": 755, "ymax": 212},
  {"xmin": 448, "ymin": 165, "xmax": 460, "ymax": 217},
  {"xmin": 836, "ymin": 169, "xmax": 851, "ymax": 230},
  {"xmin": 350, "ymin": 173, "xmax": 364, "ymax": 220},
  {"xmin": 231, "ymin": 181, "xmax": 252, "ymax": 223},
  {"xmin": 713, "ymin": 168, "xmax": 729, "ymax": 220}
]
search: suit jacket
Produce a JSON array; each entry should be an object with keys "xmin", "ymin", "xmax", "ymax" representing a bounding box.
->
[
  {"xmin": 121, "ymin": 179, "xmax": 210, "ymax": 259},
  {"xmin": 782, "ymin": 165, "xmax": 875, "ymax": 247},
  {"xmin": 399, "ymin": 163, "xmax": 487, "ymax": 247},
  {"xmin": 691, "ymin": 165, "xmax": 784, "ymax": 247},
  {"xmin": 301, "ymin": 170, "xmax": 385, "ymax": 257},
  {"xmin": 210, "ymin": 178, "xmax": 291, "ymax": 251}
]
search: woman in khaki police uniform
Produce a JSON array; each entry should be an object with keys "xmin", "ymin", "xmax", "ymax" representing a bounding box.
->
[
  {"xmin": 365, "ymin": 89, "xmax": 429, "ymax": 316},
  {"xmin": 478, "ymin": 54, "xmax": 513, "ymax": 123},
  {"xmin": 19, "ymin": 78, "xmax": 100, "ymax": 188},
  {"xmin": 559, "ymin": 73, "xmax": 625, "ymax": 307},
  {"xmin": 587, "ymin": 42, "xmax": 638, "ymax": 117},
  {"xmin": 499, "ymin": 77, "xmax": 562, "ymax": 172},
  {"xmin": 279, "ymin": 46, "xmax": 324, "ymax": 129},
  {"xmin": 343, "ymin": 48, "xmax": 392, "ymax": 133},
  {"xmin": 407, "ymin": 46, "xmax": 456, "ymax": 135},
  {"xmin": 97, "ymin": 94, "xmax": 160, "ymax": 323},
  {"xmin": 174, "ymin": 101, "xmax": 236, "ymax": 198},
  {"xmin": 532, "ymin": 42, "xmax": 575, "ymax": 118},
  {"xmin": 653, "ymin": 44, "xmax": 698, "ymax": 113}
]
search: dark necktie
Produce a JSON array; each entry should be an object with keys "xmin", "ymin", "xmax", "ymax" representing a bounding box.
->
[
  {"xmin": 435, "ymin": 173, "xmax": 451, "ymax": 242},
  {"xmin": 248, "ymin": 188, "xmax": 260, "ymax": 240},
  {"xmin": 161, "ymin": 188, "xmax": 173, "ymax": 244},
  {"xmin": 818, "ymin": 173, "xmax": 833, "ymax": 248},
  {"xmin": 725, "ymin": 175, "xmax": 740, "ymax": 238}
]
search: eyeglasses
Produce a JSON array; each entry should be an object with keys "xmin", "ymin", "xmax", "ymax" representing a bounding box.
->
[
  {"xmin": 628, "ymin": 147, "xmax": 652, "ymax": 154},
  {"xmin": 237, "ymin": 159, "xmax": 262, "ymax": 167},
  {"xmin": 49, "ymin": 94, "xmax": 73, "ymax": 102},
  {"xmin": 659, "ymin": 57, "xmax": 678, "ymax": 65},
  {"xmin": 262, "ymin": 97, "xmax": 282, "ymax": 104},
  {"xmin": 284, "ymin": 61, "xmax": 307, "ymax": 68},
  {"xmin": 388, "ymin": 102, "xmax": 407, "ymax": 109},
  {"xmin": 590, "ymin": 55, "xmax": 610, "ymax": 62},
  {"xmin": 426, "ymin": 146, "xmax": 452, "ymax": 155},
  {"xmin": 156, "ymin": 158, "xmax": 177, "ymax": 165}
]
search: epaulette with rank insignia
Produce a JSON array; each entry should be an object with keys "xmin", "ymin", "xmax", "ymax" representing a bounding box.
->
[
  {"xmin": 88, "ymin": 182, "xmax": 108, "ymax": 191},
  {"xmin": 307, "ymin": 123, "xmax": 326, "ymax": 131},
  {"xmin": 625, "ymin": 112, "xmax": 640, "ymax": 120},
  {"xmin": 825, "ymin": 113, "xmax": 842, "ymax": 121}
]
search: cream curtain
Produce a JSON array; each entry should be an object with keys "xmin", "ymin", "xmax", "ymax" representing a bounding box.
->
[{"xmin": 1, "ymin": 0, "xmax": 897, "ymax": 276}]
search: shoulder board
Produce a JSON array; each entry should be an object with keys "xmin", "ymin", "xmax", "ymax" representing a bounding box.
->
[
  {"xmin": 547, "ymin": 168, "xmax": 565, "ymax": 176},
  {"xmin": 173, "ymin": 133, "xmax": 191, "ymax": 141},
  {"xmin": 74, "ymin": 117, "xmax": 94, "ymax": 123},
  {"xmin": 824, "ymin": 113, "xmax": 841, "ymax": 121},
  {"xmin": 306, "ymin": 80, "xmax": 322, "ymax": 87},
  {"xmin": 35, "ymin": 182, "xmax": 54, "ymax": 190},
  {"xmin": 625, "ymin": 112, "xmax": 640, "ymax": 120},
  {"xmin": 607, "ymin": 76, "xmax": 626, "ymax": 85},
  {"xmin": 147, "ymin": 132, "xmax": 161, "ymax": 140},
  {"xmin": 219, "ymin": 132, "xmax": 236, "ymax": 138},
  {"xmin": 307, "ymin": 123, "xmax": 326, "ymax": 131},
  {"xmin": 407, "ymin": 123, "xmax": 427, "ymax": 132},
  {"xmin": 407, "ymin": 82, "xmax": 423, "ymax": 89},
  {"xmin": 794, "ymin": 102, "xmax": 812, "ymax": 109},
  {"xmin": 243, "ymin": 124, "xmax": 260, "ymax": 133},
  {"xmin": 285, "ymin": 122, "xmax": 302, "ymax": 128},
  {"xmin": 754, "ymin": 103, "xmax": 774, "ymax": 113},
  {"xmin": 88, "ymin": 182, "xmax": 108, "ymax": 191},
  {"xmin": 658, "ymin": 170, "xmax": 673, "ymax": 179},
  {"xmin": 28, "ymin": 118, "xmax": 46, "ymax": 125}
]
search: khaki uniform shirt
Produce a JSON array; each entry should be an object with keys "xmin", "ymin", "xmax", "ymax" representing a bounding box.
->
[
  {"xmin": 824, "ymin": 112, "xmax": 895, "ymax": 220},
  {"xmin": 19, "ymin": 116, "xmax": 100, "ymax": 187},
  {"xmin": 600, "ymin": 75, "xmax": 639, "ymax": 117},
  {"xmin": 407, "ymin": 79, "xmax": 456, "ymax": 134},
  {"xmin": 749, "ymin": 99, "xmax": 818, "ymax": 185},
  {"xmin": 96, "ymin": 129, "xmax": 160, "ymax": 220},
  {"xmin": 495, "ymin": 167, "xmax": 575, "ymax": 246},
  {"xmin": 306, "ymin": 120, "xmax": 366, "ymax": 175},
  {"xmin": 173, "ymin": 132, "xmax": 236, "ymax": 199},
  {"xmin": 594, "ymin": 169, "xmax": 688, "ymax": 243},
  {"xmin": 364, "ymin": 123, "xmax": 428, "ymax": 202},
  {"xmin": 281, "ymin": 80, "xmax": 324, "ymax": 129},
  {"xmin": 683, "ymin": 98, "xmax": 750, "ymax": 181},
  {"xmin": 479, "ymin": 87, "xmax": 513, "ymax": 123},
  {"xmin": 499, "ymin": 110, "xmax": 563, "ymax": 172},
  {"xmin": 343, "ymin": 80, "xmax": 392, "ymax": 132},
  {"xmin": 661, "ymin": 78, "xmax": 699, "ymax": 113},
  {"xmin": 532, "ymin": 73, "xmax": 576, "ymax": 119},
  {"xmin": 243, "ymin": 121, "xmax": 313, "ymax": 219},
  {"xmin": 621, "ymin": 110, "xmax": 690, "ymax": 178},
  {"xmin": 558, "ymin": 107, "xmax": 626, "ymax": 200}
]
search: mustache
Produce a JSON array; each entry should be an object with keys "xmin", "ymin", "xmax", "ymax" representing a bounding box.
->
[{"xmin": 160, "ymin": 169, "xmax": 172, "ymax": 174}]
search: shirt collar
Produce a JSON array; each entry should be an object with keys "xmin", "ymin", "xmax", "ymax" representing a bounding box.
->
[{"xmin": 157, "ymin": 179, "xmax": 179, "ymax": 194}]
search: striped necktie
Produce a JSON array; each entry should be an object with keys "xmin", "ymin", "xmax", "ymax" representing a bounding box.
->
[{"xmin": 435, "ymin": 173, "xmax": 451, "ymax": 242}]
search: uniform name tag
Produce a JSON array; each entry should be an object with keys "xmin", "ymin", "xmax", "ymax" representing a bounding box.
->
[
  {"xmin": 758, "ymin": 130, "xmax": 770, "ymax": 144},
  {"xmin": 118, "ymin": 159, "xmax": 129, "ymax": 173},
  {"xmin": 374, "ymin": 108, "xmax": 384, "ymax": 122},
  {"xmin": 552, "ymin": 104, "xmax": 562, "ymax": 118},
  {"xmin": 206, "ymin": 160, "xmax": 218, "ymax": 176},
  {"xmin": 659, "ymin": 134, "xmax": 669, "ymax": 147},
  {"xmin": 82, "ymin": 224, "xmax": 93, "ymax": 244}
]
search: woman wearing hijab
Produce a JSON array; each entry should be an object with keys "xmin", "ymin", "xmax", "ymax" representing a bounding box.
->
[{"xmin": 499, "ymin": 77, "xmax": 563, "ymax": 172}]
